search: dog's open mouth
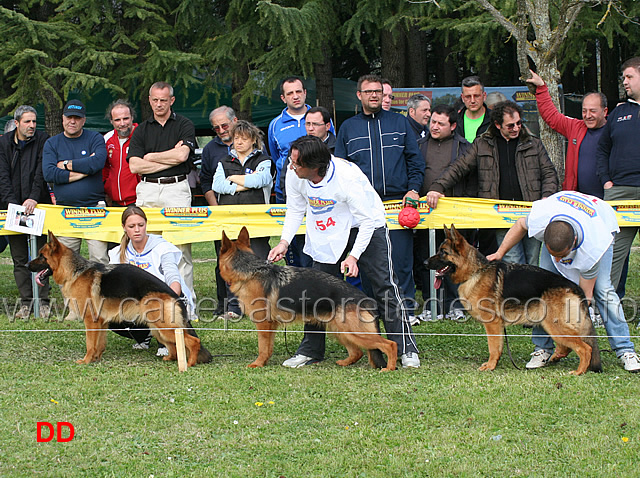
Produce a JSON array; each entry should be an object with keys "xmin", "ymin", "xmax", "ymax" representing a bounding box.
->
[
  {"xmin": 434, "ymin": 266, "xmax": 451, "ymax": 290},
  {"xmin": 35, "ymin": 268, "xmax": 52, "ymax": 287}
]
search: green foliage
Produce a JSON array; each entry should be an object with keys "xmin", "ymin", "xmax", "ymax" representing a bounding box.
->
[{"xmin": 0, "ymin": 3, "xmax": 126, "ymax": 112}]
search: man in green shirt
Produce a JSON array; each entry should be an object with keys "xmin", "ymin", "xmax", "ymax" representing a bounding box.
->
[{"xmin": 457, "ymin": 76, "xmax": 491, "ymax": 143}]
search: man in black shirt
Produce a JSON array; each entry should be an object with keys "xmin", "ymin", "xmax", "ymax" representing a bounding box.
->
[{"xmin": 128, "ymin": 81, "xmax": 197, "ymax": 293}]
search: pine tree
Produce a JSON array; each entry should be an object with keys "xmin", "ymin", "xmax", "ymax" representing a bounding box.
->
[{"xmin": 0, "ymin": 2, "xmax": 126, "ymax": 134}]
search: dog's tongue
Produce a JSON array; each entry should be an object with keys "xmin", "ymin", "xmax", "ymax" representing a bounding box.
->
[
  {"xmin": 434, "ymin": 275, "xmax": 442, "ymax": 290},
  {"xmin": 35, "ymin": 269, "xmax": 47, "ymax": 287}
]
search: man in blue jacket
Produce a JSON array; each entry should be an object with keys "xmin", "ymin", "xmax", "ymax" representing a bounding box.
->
[
  {"xmin": 335, "ymin": 74, "xmax": 425, "ymax": 326},
  {"xmin": 43, "ymin": 100, "xmax": 108, "ymax": 264},
  {"xmin": 596, "ymin": 56, "xmax": 640, "ymax": 291},
  {"xmin": 268, "ymin": 77, "xmax": 311, "ymax": 204}
]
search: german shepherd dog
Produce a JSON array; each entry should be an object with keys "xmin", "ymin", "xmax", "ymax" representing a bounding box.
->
[
  {"xmin": 28, "ymin": 232, "xmax": 212, "ymax": 368},
  {"xmin": 426, "ymin": 225, "xmax": 601, "ymax": 375},
  {"xmin": 218, "ymin": 227, "xmax": 398, "ymax": 370}
]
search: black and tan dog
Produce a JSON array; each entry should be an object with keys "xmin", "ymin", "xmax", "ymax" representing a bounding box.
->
[
  {"xmin": 218, "ymin": 227, "xmax": 397, "ymax": 370},
  {"xmin": 28, "ymin": 232, "xmax": 211, "ymax": 368},
  {"xmin": 426, "ymin": 225, "xmax": 601, "ymax": 375}
]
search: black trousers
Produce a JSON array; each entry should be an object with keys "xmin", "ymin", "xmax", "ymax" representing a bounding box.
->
[
  {"xmin": 295, "ymin": 227, "xmax": 419, "ymax": 360},
  {"xmin": 8, "ymin": 234, "xmax": 50, "ymax": 307}
]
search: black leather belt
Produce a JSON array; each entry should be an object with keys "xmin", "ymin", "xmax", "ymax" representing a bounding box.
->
[{"xmin": 142, "ymin": 174, "xmax": 187, "ymax": 184}]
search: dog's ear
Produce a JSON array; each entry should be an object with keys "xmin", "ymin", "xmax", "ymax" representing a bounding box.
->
[
  {"xmin": 220, "ymin": 230, "xmax": 232, "ymax": 255},
  {"xmin": 48, "ymin": 231, "xmax": 59, "ymax": 250},
  {"xmin": 443, "ymin": 224, "xmax": 450, "ymax": 240},
  {"xmin": 237, "ymin": 226, "xmax": 251, "ymax": 248},
  {"xmin": 450, "ymin": 224, "xmax": 466, "ymax": 246}
]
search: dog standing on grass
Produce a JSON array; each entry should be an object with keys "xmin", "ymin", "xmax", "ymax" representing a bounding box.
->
[
  {"xmin": 427, "ymin": 225, "xmax": 601, "ymax": 375},
  {"xmin": 28, "ymin": 231, "xmax": 211, "ymax": 368},
  {"xmin": 218, "ymin": 227, "xmax": 398, "ymax": 370}
]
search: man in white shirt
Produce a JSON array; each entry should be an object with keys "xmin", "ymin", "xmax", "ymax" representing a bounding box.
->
[
  {"xmin": 488, "ymin": 191, "xmax": 640, "ymax": 372},
  {"xmin": 268, "ymin": 136, "xmax": 420, "ymax": 368}
]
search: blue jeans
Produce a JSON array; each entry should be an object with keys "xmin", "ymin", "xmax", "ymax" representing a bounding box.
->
[
  {"xmin": 495, "ymin": 229, "xmax": 541, "ymax": 265},
  {"xmin": 532, "ymin": 244, "xmax": 635, "ymax": 357}
]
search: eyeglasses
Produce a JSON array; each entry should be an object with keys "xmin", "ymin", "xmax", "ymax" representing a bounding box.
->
[
  {"xmin": 383, "ymin": 94, "xmax": 395, "ymax": 100},
  {"xmin": 213, "ymin": 123, "xmax": 231, "ymax": 132},
  {"xmin": 306, "ymin": 122, "xmax": 327, "ymax": 128},
  {"xmin": 290, "ymin": 159, "xmax": 301, "ymax": 171},
  {"xmin": 503, "ymin": 120, "xmax": 523, "ymax": 130},
  {"xmin": 360, "ymin": 89, "xmax": 383, "ymax": 96}
]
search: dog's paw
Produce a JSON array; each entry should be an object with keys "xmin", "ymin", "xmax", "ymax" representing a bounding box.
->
[
  {"xmin": 247, "ymin": 362, "xmax": 263, "ymax": 368},
  {"xmin": 550, "ymin": 353, "xmax": 568, "ymax": 363},
  {"xmin": 478, "ymin": 362, "xmax": 496, "ymax": 371}
]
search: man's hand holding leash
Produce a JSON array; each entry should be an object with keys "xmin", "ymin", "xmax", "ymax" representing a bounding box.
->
[
  {"xmin": 341, "ymin": 255, "xmax": 359, "ymax": 278},
  {"xmin": 268, "ymin": 239, "xmax": 289, "ymax": 263}
]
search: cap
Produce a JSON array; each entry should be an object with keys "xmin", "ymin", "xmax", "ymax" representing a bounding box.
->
[{"xmin": 63, "ymin": 100, "xmax": 86, "ymax": 118}]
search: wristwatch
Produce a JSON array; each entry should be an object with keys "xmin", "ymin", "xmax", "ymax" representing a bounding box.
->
[{"xmin": 63, "ymin": 160, "xmax": 69, "ymax": 170}]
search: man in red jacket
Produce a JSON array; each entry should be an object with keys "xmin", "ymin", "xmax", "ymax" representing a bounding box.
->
[
  {"xmin": 103, "ymin": 99, "xmax": 139, "ymax": 206},
  {"xmin": 526, "ymin": 70, "xmax": 608, "ymax": 198}
]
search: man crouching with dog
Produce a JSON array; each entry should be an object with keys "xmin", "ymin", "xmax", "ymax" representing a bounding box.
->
[
  {"xmin": 487, "ymin": 191, "xmax": 640, "ymax": 372},
  {"xmin": 268, "ymin": 135, "xmax": 421, "ymax": 368}
]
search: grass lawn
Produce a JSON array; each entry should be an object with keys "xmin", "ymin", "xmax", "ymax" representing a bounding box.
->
[{"xmin": 1, "ymin": 240, "xmax": 640, "ymax": 477}]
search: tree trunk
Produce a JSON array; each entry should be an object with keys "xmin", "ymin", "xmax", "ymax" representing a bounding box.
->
[
  {"xmin": 434, "ymin": 42, "xmax": 457, "ymax": 87},
  {"xmin": 232, "ymin": 63, "xmax": 251, "ymax": 122},
  {"xmin": 406, "ymin": 24, "xmax": 427, "ymax": 87},
  {"xmin": 42, "ymin": 90, "xmax": 62, "ymax": 137},
  {"xmin": 314, "ymin": 45, "xmax": 334, "ymax": 110},
  {"xmin": 381, "ymin": 29, "xmax": 406, "ymax": 87},
  {"xmin": 140, "ymin": 87, "xmax": 152, "ymax": 123},
  {"xmin": 533, "ymin": 62, "xmax": 566, "ymax": 182}
]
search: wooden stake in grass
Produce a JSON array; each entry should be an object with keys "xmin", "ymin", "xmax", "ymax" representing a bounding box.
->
[{"xmin": 175, "ymin": 329, "xmax": 187, "ymax": 372}]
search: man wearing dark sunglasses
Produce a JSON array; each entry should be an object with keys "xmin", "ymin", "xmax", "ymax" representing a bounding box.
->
[
  {"xmin": 335, "ymin": 73, "xmax": 425, "ymax": 333},
  {"xmin": 426, "ymin": 100, "xmax": 558, "ymax": 266}
]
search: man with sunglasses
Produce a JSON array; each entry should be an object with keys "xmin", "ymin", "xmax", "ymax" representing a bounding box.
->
[
  {"xmin": 426, "ymin": 100, "xmax": 558, "ymax": 265},
  {"xmin": 201, "ymin": 106, "xmax": 238, "ymax": 208},
  {"xmin": 335, "ymin": 74, "xmax": 424, "ymax": 347},
  {"xmin": 200, "ymin": 105, "xmax": 238, "ymax": 317}
]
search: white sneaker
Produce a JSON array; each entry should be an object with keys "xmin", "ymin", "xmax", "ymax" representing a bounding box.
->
[
  {"xmin": 282, "ymin": 354, "xmax": 318, "ymax": 368},
  {"xmin": 620, "ymin": 352, "xmax": 640, "ymax": 372},
  {"xmin": 409, "ymin": 315, "xmax": 421, "ymax": 326},
  {"xmin": 400, "ymin": 352, "xmax": 421, "ymax": 368},
  {"xmin": 445, "ymin": 309, "xmax": 465, "ymax": 321},
  {"xmin": 156, "ymin": 346, "xmax": 169, "ymax": 357},
  {"xmin": 526, "ymin": 349, "xmax": 552, "ymax": 369},
  {"xmin": 589, "ymin": 306, "xmax": 604, "ymax": 328},
  {"xmin": 133, "ymin": 342, "xmax": 150, "ymax": 350}
]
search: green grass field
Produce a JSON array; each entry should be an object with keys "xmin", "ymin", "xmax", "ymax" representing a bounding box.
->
[{"xmin": 1, "ymin": 241, "xmax": 640, "ymax": 477}]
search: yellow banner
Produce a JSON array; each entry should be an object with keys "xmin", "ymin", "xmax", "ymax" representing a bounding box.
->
[{"xmin": 1, "ymin": 198, "xmax": 639, "ymax": 244}]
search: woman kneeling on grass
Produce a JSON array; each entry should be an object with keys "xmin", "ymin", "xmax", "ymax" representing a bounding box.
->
[
  {"xmin": 108, "ymin": 206, "xmax": 196, "ymax": 357},
  {"xmin": 212, "ymin": 120, "xmax": 274, "ymax": 320}
]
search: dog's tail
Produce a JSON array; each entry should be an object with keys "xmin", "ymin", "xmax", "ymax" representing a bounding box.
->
[
  {"xmin": 368, "ymin": 318, "xmax": 388, "ymax": 369},
  {"xmin": 583, "ymin": 307, "xmax": 602, "ymax": 373},
  {"xmin": 369, "ymin": 349, "xmax": 388, "ymax": 369},
  {"xmin": 184, "ymin": 323, "xmax": 213, "ymax": 364},
  {"xmin": 585, "ymin": 324, "xmax": 602, "ymax": 373}
]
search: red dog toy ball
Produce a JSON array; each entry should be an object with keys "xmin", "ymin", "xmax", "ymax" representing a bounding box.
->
[{"xmin": 398, "ymin": 205, "xmax": 420, "ymax": 229}]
